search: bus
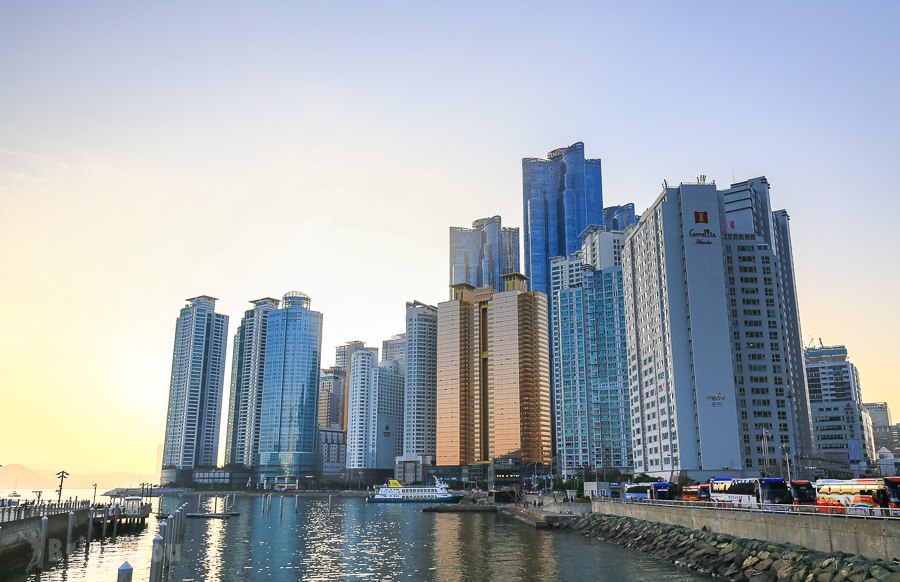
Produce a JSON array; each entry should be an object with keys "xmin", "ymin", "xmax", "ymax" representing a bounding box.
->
[
  {"xmin": 789, "ymin": 480, "xmax": 816, "ymax": 505},
  {"xmin": 709, "ymin": 478, "xmax": 791, "ymax": 506},
  {"xmin": 625, "ymin": 482, "xmax": 674, "ymax": 501},
  {"xmin": 681, "ymin": 483, "xmax": 710, "ymax": 501},
  {"xmin": 815, "ymin": 478, "xmax": 900, "ymax": 515}
]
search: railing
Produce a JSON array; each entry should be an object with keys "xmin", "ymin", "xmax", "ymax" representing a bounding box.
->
[
  {"xmin": 592, "ymin": 496, "xmax": 900, "ymax": 520},
  {"xmin": 0, "ymin": 499, "xmax": 92, "ymax": 523}
]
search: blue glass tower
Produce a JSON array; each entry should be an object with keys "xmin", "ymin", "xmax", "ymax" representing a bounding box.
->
[
  {"xmin": 257, "ymin": 291, "xmax": 324, "ymax": 487},
  {"xmin": 449, "ymin": 216, "xmax": 519, "ymax": 292},
  {"xmin": 522, "ymin": 142, "xmax": 603, "ymax": 299}
]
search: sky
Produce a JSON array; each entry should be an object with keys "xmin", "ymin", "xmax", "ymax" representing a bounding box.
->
[{"xmin": 1, "ymin": 2, "xmax": 898, "ymax": 476}]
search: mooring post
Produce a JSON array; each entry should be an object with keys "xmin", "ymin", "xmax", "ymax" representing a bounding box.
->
[
  {"xmin": 117, "ymin": 561, "xmax": 133, "ymax": 582},
  {"xmin": 37, "ymin": 516, "xmax": 48, "ymax": 568},
  {"xmin": 112, "ymin": 504, "xmax": 119, "ymax": 540},
  {"xmin": 295, "ymin": 495, "xmax": 299, "ymax": 514},
  {"xmin": 149, "ymin": 534, "xmax": 164, "ymax": 582},
  {"xmin": 66, "ymin": 511, "xmax": 75, "ymax": 554},
  {"xmin": 102, "ymin": 505, "xmax": 109, "ymax": 537},
  {"xmin": 87, "ymin": 508, "xmax": 94, "ymax": 545},
  {"xmin": 166, "ymin": 515, "xmax": 175, "ymax": 563},
  {"xmin": 158, "ymin": 521, "xmax": 169, "ymax": 570},
  {"xmin": 279, "ymin": 495, "xmax": 283, "ymax": 517},
  {"xmin": 198, "ymin": 493, "xmax": 202, "ymax": 512},
  {"xmin": 329, "ymin": 495, "xmax": 333, "ymax": 515}
]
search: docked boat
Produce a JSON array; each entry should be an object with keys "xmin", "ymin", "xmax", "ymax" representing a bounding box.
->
[{"xmin": 367, "ymin": 478, "xmax": 463, "ymax": 504}]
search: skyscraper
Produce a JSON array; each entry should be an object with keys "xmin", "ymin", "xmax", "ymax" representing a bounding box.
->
[
  {"xmin": 346, "ymin": 351, "xmax": 405, "ymax": 482},
  {"xmin": 317, "ymin": 367, "xmax": 345, "ymax": 429},
  {"xmin": 436, "ymin": 274, "xmax": 552, "ymax": 467},
  {"xmin": 382, "ymin": 333, "xmax": 407, "ymax": 362},
  {"xmin": 551, "ymin": 227, "xmax": 632, "ymax": 477},
  {"xmin": 603, "ymin": 204, "xmax": 639, "ymax": 232},
  {"xmin": 806, "ymin": 345, "xmax": 875, "ymax": 473},
  {"xmin": 257, "ymin": 291, "xmax": 323, "ymax": 487},
  {"xmin": 621, "ymin": 178, "xmax": 812, "ymax": 478},
  {"xmin": 162, "ymin": 296, "xmax": 229, "ymax": 483},
  {"xmin": 335, "ymin": 341, "xmax": 378, "ymax": 431},
  {"xmin": 224, "ymin": 297, "xmax": 279, "ymax": 468},
  {"xmin": 522, "ymin": 142, "xmax": 603, "ymax": 299},
  {"xmin": 394, "ymin": 301, "xmax": 438, "ymax": 483},
  {"xmin": 449, "ymin": 216, "xmax": 520, "ymax": 292}
]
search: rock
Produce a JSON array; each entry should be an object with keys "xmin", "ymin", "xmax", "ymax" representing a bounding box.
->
[{"xmin": 750, "ymin": 573, "xmax": 778, "ymax": 582}]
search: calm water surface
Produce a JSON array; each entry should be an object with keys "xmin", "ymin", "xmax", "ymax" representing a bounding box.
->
[{"xmin": 3, "ymin": 494, "xmax": 715, "ymax": 581}]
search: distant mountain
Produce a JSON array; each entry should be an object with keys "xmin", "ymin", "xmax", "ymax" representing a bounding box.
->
[
  {"xmin": 0, "ymin": 464, "xmax": 155, "ymax": 491},
  {"xmin": 0, "ymin": 464, "xmax": 55, "ymax": 489}
]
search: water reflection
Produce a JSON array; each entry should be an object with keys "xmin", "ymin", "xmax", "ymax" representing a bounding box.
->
[{"xmin": 3, "ymin": 496, "xmax": 714, "ymax": 582}]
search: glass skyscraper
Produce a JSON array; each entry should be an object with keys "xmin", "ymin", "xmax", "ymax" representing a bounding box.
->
[
  {"xmin": 257, "ymin": 291, "xmax": 323, "ymax": 487},
  {"xmin": 162, "ymin": 296, "xmax": 229, "ymax": 481},
  {"xmin": 522, "ymin": 142, "xmax": 603, "ymax": 299},
  {"xmin": 224, "ymin": 297, "xmax": 279, "ymax": 468},
  {"xmin": 551, "ymin": 227, "xmax": 632, "ymax": 477},
  {"xmin": 449, "ymin": 215, "xmax": 519, "ymax": 293}
]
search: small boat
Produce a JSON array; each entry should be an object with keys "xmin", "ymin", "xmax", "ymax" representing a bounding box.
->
[
  {"xmin": 7, "ymin": 491, "xmax": 21, "ymax": 498},
  {"xmin": 367, "ymin": 478, "xmax": 463, "ymax": 504}
]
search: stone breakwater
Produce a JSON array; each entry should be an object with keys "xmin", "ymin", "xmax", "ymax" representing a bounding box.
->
[{"xmin": 568, "ymin": 513, "xmax": 900, "ymax": 582}]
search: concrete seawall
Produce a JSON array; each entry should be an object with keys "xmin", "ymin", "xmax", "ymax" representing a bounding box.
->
[
  {"xmin": 0, "ymin": 509, "xmax": 91, "ymax": 573},
  {"xmin": 591, "ymin": 500, "xmax": 900, "ymax": 563}
]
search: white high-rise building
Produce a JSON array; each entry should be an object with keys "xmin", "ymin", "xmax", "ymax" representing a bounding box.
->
[
  {"xmin": 394, "ymin": 301, "xmax": 437, "ymax": 483},
  {"xmin": 224, "ymin": 297, "xmax": 279, "ymax": 467},
  {"xmin": 806, "ymin": 345, "xmax": 875, "ymax": 474},
  {"xmin": 622, "ymin": 178, "xmax": 811, "ymax": 479},
  {"xmin": 162, "ymin": 296, "xmax": 229, "ymax": 482},
  {"xmin": 346, "ymin": 351, "xmax": 405, "ymax": 482}
]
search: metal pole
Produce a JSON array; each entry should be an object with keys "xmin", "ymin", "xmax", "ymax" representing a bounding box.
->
[
  {"xmin": 149, "ymin": 534, "xmax": 164, "ymax": 582},
  {"xmin": 112, "ymin": 504, "xmax": 119, "ymax": 540},
  {"xmin": 66, "ymin": 511, "xmax": 75, "ymax": 554},
  {"xmin": 166, "ymin": 515, "xmax": 175, "ymax": 563},
  {"xmin": 158, "ymin": 521, "xmax": 169, "ymax": 570},
  {"xmin": 37, "ymin": 516, "xmax": 48, "ymax": 567},
  {"xmin": 117, "ymin": 561, "xmax": 133, "ymax": 582}
]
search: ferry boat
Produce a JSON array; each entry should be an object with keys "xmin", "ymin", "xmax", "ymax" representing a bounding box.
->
[{"xmin": 367, "ymin": 478, "xmax": 463, "ymax": 504}]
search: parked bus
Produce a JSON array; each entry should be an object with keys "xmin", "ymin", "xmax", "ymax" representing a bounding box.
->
[
  {"xmin": 625, "ymin": 482, "xmax": 675, "ymax": 501},
  {"xmin": 709, "ymin": 478, "xmax": 791, "ymax": 506},
  {"xmin": 789, "ymin": 480, "xmax": 816, "ymax": 505},
  {"xmin": 681, "ymin": 483, "xmax": 710, "ymax": 501},
  {"xmin": 815, "ymin": 478, "xmax": 900, "ymax": 515}
]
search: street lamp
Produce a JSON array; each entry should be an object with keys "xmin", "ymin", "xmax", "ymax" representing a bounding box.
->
[
  {"xmin": 93, "ymin": 484, "xmax": 98, "ymax": 504},
  {"xmin": 56, "ymin": 471, "xmax": 70, "ymax": 504}
]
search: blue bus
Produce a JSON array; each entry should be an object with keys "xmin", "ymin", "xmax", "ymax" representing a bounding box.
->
[{"xmin": 624, "ymin": 482, "xmax": 674, "ymax": 501}]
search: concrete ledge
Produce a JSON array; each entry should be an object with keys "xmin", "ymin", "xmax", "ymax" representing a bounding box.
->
[{"xmin": 591, "ymin": 500, "xmax": 900, "ymax": 562}]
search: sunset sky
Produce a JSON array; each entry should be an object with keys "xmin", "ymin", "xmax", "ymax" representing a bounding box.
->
[{"xmin": 1, "ymin": 2, "xmax": 897, "ymax": 476}]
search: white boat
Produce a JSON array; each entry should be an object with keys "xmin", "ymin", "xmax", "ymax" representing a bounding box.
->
[
  {"xmin": 7, "ymin": 491, "xmax": 21, "ymax": 498},
  {"xmin": 367, "ymin": 478, "xmax": 463, "ymax": 504}
]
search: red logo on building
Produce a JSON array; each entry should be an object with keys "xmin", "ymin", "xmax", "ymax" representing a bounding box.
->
[{"xmin": 694, "ymin": 211, "xmax": 709, "ymax": 224}]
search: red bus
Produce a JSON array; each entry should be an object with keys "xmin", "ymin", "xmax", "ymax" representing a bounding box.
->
[
  {"xmin": 681, "ymin": 483, "xmax": 710, "ymax": 501},
  {"xmin": 789, "ymin": 480, "xmax": 816, "ymax": 505}
]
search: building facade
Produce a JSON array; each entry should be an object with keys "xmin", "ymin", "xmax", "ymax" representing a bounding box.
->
[
  {"xmin": 862, "ymin": 402, "xmax": 898, "ymax": 457},
  {"xmin": 317, "ymin": 367, "xmax": 345, "ymax": 429},
  {"xmin": 551, "ymin": 227, "xmax": 632, "ymax": 477},
  {"xmin": 224, "ymin": 297, "xmax": 279, "ymax": 468},
  {"xmin": 450, "ymin": 215, "xmax": 519, "ymax": 292},
  {"xmin": 806, "ymin": 345, "xmax": 876, "ymax": 474},
  {"xmin": 162, "ymin": 296, "xmax": 229, "ymax": 482},
  {"xmin": 318, "ymin": 427, "xmax": 347, "ymax": 482},
  {"xmin": 522, "ymin": 142, "xmax": 603, "ymax": 300},
  {"xmin": 436, "ymin": 274, "xmax": 552, "ymax": 469},
  {"xmin": 257, "ymin": 292, "xmax": 323, "ymax": 488},
  {"xmin": 621, "ymin": 178, "xmax": 811, "ymax": 479},
  {"xmin": 382, "ymin": 333, "xmax": 407, "ymax": 362},
  {"xmin": 335, "ymin": 341, "xmax": 378, "ymax": 431},
  {"xmin": 346, "ymin": 351, "xmax": 405, "ymax": 482},
  {"xmin": 395, "ymin": 301, "xmax": 438, "ymax": 482}
]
